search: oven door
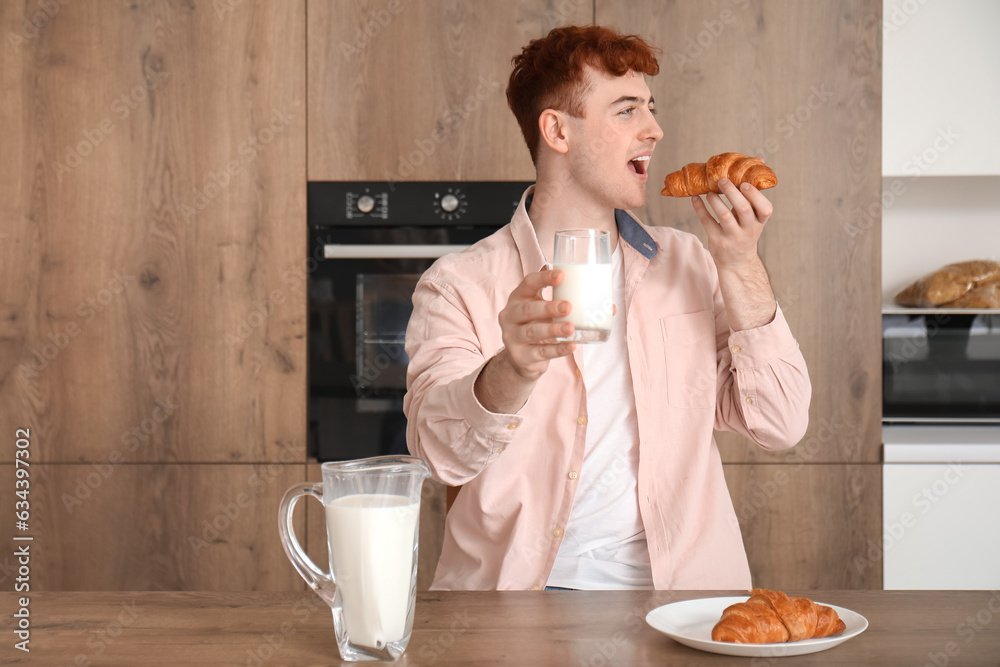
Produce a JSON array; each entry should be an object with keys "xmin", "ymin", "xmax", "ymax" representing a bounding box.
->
[
  {"xmin": 883, "ymin": 312, "xmax": 1000, "ymax": 422},
  {"xmin": 307, "ymin": 227, "xmax": 495, "ymax": 461}
]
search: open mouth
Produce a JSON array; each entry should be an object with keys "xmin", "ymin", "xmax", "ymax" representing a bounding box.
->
[{"xmin": 628, "ymin": 155, "xmax": 650, "ymax": 176}]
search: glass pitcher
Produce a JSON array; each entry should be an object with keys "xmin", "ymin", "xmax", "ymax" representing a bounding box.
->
[{"xmin": 278, "ymin": 455, "xmax": 431, "ymax": 661}]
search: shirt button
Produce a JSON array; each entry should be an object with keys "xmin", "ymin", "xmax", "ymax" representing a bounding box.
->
[
  {"xmin": 731, "ymin": 345, "xmax": 741, "ymax": 354},
  {"xmin": 577, "ymin": 416, "xmax": 587, "ymax": 425},
  {"xmin": 507, "ymin": 422, "xmax": 519, "ymax": 430},
  {"xmin": 531, "ymin": 585, "xmax": 541, "ymax": 591},
  {"xmin": 553, "ymin": 528, "xmax": 564, "ymax": 538},
  {"xmin": 575, "ymin": 367, "xmax": 581, "ymax": 376},
  {"xmin": 568, "ymin": 471, "xmax": 578, "ymax": 480},
  {"xmin": 745, "ymin": 396, "xmax": 754, "ymax": 405},
  {"xmin": 498, "ymin": 445, "xmax": 507, "ymax": 453}
]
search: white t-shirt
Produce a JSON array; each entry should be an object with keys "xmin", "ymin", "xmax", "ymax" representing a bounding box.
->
[{"xmin": 546, "ymin": 243, "xmax": 653, "ymax": 590}]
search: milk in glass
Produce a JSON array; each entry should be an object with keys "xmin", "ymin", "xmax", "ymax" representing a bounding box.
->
[{"xmin": 553, "ymin": 262, "xmax": 613, "ymax": 333}]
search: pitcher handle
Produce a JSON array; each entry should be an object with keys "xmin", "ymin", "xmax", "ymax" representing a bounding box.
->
[{"xmin": 278, "ymin": 483, "xmax": 337, "ymax": 607}]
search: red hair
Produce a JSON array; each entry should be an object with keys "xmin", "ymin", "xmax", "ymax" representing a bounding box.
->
[{"xmin": 506, "ymin": 25, "xmax": 660, "ymax": 165}]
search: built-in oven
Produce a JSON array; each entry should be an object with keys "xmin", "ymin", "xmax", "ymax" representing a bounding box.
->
[
  {"xmin": 307, "ymin": 181, "xmax": 532, "ymax": 462},
  {"xmin": 882, "ymin": 310, "xmax": 1000, "ymax": 422},
  {"xmin": 881, "ymin": 307, "xmax": 1000, "ymax": 589}
]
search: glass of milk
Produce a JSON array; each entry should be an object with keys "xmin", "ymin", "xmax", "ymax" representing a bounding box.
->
[
  {"xmin": 553, "ymin": 229, "xmax": 613, "ymax": 343},
  {"xmin": 278, "ymin": 456, "xmax": 431, "ymax": 661}
]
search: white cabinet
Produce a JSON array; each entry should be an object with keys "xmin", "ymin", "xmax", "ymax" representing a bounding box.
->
[
  {"xmin": 883, "ymin": 426, "xmax": 1000, "ymax": 589},
  {"xmin": 881, "ymin": 0, "xmax": 1000, "ymax": 306},
  {"xmin": 883, "ymin": 0, "xmax": 1000, "ymax": 176}
]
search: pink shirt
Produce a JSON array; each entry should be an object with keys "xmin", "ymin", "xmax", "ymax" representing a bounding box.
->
[{"xmin": 404, "ymin": 187, "xmax": 811, "ymax": 590}]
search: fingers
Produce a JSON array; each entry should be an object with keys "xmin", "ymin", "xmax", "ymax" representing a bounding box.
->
[
  {"xmin": 717, "ymin": 178, "xmax": 772, "ymax": 226},
  {"xmin": 737, "ymin": 182, "xmax": 774, "ymax": 222},
  {"xmin": 509, "ymin": 294, "xmax": 571, "ymax": 325},
  {"xmin": 512, "ymin": 268, "xmax": 565, "ymax": 300},
  {"xmin": 517, "ymin": 320, "xmax": 575, "ymax": 346},
  {"xmin": 691, "ymin": 194, "xmax": 729, "ymax": 242},
  {"xmin": 524, "ymin": 340, "xmax": 577, "ymax": 362},
  {"xmin": 705, "ymin": 192, "xmax": 741, "ymax": 232},
  {"xmin": 691, "ymin": 193, "xmax": 740, "ymax": 247}
]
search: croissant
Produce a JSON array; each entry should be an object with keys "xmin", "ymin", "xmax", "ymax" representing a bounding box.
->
[
  {"xmin": 712, "ymin": 589, "xmax": 847, "ymax": 644},
  {"xmin": 661, "ymin": 152, "xmax": 777, "ymax": 197}
]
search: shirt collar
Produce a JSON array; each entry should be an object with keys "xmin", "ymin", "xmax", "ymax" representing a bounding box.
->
[{"xmin": 510, "ymin": 186, "xmax": 659, "ymax": 276}]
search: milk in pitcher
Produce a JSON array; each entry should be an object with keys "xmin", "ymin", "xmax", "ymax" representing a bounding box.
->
[{"xmin": 325, "ymin": 494, "xmax": 419, "ymax": 648}]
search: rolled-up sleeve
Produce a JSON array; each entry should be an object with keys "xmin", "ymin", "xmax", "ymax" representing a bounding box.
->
[
  {"xmin": 714, "ymin": 301, "xmax": 812, "ymax": 450},
  {"xmin": 403, "ymin": 277, "xmax": 523, "ymax": 485}
]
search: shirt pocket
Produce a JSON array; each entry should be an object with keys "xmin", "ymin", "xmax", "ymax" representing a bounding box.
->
[{"xmin": 660, "ymin": 309, "xmax": 718, "ymax": 409}]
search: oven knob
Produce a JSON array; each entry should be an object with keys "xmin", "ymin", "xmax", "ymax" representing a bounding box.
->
[
  {"xmin": 440, "ymin": 194, "xmax": 460, "ymax": 213},
  {"xmin": 357, "ymin": 195, "xmax": 375, "ymax": 213}
]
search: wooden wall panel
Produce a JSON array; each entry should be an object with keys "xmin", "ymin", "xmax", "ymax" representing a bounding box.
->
[
  {"xmin": 307, "ymin": 0, "xmax": 592, "ymax": 181},
  {"xmin": 598, "ymin": 0, "xmax": 883, "ymax": 463},
  {"xmin": 305, "ymin": 464, "xmax": 447, "ymax": 591},
  {"xmin": 0, "ymin": 2, "xmax": 307, "ymax": 463},
  {"xmin": 724, "ymin": 463, "xmax": 882, "ymax": 589},
  {"xmin": 0, "ymin": 463, "xmax": 307, "ymax": 591}
]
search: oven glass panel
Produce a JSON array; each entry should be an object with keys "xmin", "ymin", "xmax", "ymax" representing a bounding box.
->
[
  {"xmin": 356, "ymin": 273, "xmax": 419, "ymax": 394},
  {"xmin": 883, "ymin": 313, "xmax": 1000, "ymax": 420}
]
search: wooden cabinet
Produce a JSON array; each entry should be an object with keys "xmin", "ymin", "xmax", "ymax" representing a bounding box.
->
[
  {"xmin": 0, "ymin": 1, "xmax": 307, "ymax": 591},
  {"xmin": 1, "ymin": 0, "xmax": 886, "ymax": 592},
  {"xmin": 0, "ymin": 1, "xmax": 307, "ymax": 465},
  {"xmin": 306, "ymin": 0, "xmax": 590, "ymax": 181},
  {"xmin": 724, "ymin": 463, "xmax": 882, "ymax": 589},
  {"xmin": 598, "ymin": 0, "xmax": 883, "ymax": 466},
  {"xmin": 0, "ymin": 463, "xmax": 306, "ymax": 591}
]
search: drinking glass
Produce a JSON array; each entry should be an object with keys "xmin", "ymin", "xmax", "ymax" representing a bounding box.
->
[{"xmin": 552, "ymin": 229, "xmax": 613, "ymax": 343}]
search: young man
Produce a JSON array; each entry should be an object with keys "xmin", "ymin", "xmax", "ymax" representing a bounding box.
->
[{"xmin": 404, "ymin": 26, "xmax": 811, "ymax": 590}]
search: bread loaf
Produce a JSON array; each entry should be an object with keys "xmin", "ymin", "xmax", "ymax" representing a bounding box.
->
[
  {"xmin": 893, "ymin": 260, "xmax": 1000, "ymax": 308},
  {"xmin": 941, "ymin": 282, "xmax": 1000, "ymax": 309}
]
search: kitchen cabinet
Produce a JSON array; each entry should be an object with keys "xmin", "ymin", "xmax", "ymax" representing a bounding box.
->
[
  {"xmin": 601, "ymin": 0, "xmax": 883, "ymax": 466},
  {"xmin": 881, "ymin": 0, "xmax": 1000, "ymax": 303},
  {"xmin": 882, "ymin": 427, "xmax": 1000, "ymax": 590},
  {"xmin": 882, "ymin": 0, "xmax": 1000, "ymax": 177},
  {"xmin": 0, "ymin": 2, "xmax": 306, "ymax": 464},
  {"xmin": 880, "ymin": 0, "xmax": 1000, "ymax": 592},
  {"xmin": 306, "ymin": 0, "xmax": 590, "ymax": 181},
  {"xmin": 723, "ymin": 463, "xmax": 882, "ymax": 589},
  {"xmin": 0, "ymin": 463, "xmax": 306, "ymax": 591},
  {"xmin": 1, "ymin": 0, "xmax": 886, "ymax": 593},
  {"xmin": 597, "ymin": 0, "xmax": 883, "ymax": 588},
  {"xmin": 0, "ymin": 1, "xmax": 306, "ymax": 591}
]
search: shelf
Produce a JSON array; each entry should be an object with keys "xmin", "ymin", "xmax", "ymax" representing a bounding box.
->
[
  {"xmin": 882, "ymin": 306, "xmax": 1000, "ymax": 316},
  {"xmin": 882, "ymin": 173, "xmax": 1000, "ymax": 179}
]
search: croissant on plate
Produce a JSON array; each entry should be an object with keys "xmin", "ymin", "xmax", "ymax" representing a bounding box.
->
[
  {"xmin": 661, "ymin": 152, "xmax": 777, "ymax": 197},
  {"xmin": 712, "ymin": 589, "xmax": 847, "ymax": 644}
]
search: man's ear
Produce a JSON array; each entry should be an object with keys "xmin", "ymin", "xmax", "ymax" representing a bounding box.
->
[{"xmin": 538, "ymin": 109, "xmax": 570, "ymax": 155}]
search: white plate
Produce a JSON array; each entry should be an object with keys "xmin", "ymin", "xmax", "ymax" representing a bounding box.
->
[{"xmin": 645, "ymin": 596, "xmax": 868, "ymax": 658}]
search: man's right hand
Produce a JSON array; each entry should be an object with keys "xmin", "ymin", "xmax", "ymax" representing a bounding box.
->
[
  {"xmin": 474, "ymin": 269, "xmax": 576, "ymax": 414},
  {"xmin": 498, "ymin": 268, "xmax": 577, "ymax": 380}
]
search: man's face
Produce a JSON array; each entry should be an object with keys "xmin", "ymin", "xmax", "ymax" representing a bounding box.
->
[{"xmin": 564, "ymin": 67, "xmax": 663, "ymax": 211}]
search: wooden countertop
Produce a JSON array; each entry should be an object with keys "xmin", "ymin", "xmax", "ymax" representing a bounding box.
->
[{"xmin": 3, "ymin": 590, "xmax": 1000, "ymax": 665}]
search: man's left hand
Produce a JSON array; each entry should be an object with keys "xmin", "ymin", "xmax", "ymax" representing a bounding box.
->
[
  {"xmin": 689, "ymin": 178, "xmax": 777, "ymax": 331},
  {"xmin": 691, "ymin": 178, "xmax": 773, "ymax": 270}
]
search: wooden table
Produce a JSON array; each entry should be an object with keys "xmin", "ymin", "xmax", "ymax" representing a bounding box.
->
[{"xmin": 3, "ymin": 590, "xmax": 1000, "ymax": 665}]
